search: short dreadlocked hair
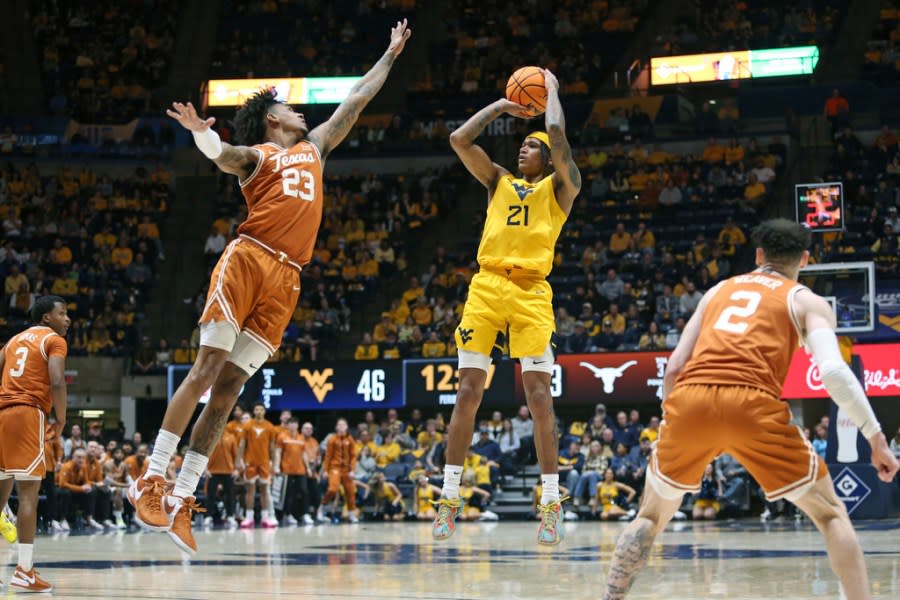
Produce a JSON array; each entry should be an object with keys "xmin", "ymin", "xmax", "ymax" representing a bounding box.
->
[
  {"xmin": 751, "ymin": 218, "xmax": 811, "ymax": 265},
  {"xmin": 234, "ymin": 88, "xmax": 280, "ymax": 146}
]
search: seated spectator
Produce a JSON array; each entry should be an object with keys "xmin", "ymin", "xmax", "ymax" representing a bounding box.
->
[
  {"xmin": 702, "ymin": 138, "xmax": 725, "ymax": 163},
  {"xmin": 640, "ymin": 417, "xmax": 661, "ymax": 443},
  {"xmin": 132, "ymin": 337, "xmax": 158, "ymax": 374},
  {"xmin": 718, "ymin": 217, "xmax": 747, "ymax": 247},
  {"xmin": 602, "ymin": 303, "xmax": 626, "ymax": 335},
  {"xmin": 724, "ymin": 138, "xmax": 745, "ymax": 165},
  {"xmin": 679, "ymin": 281, "xmax": 703, "ymax": 316},
  {"xmin": 573, "ymin": 440, "xmax": 608, "ymax": 506},
  {"xmin": 638, "ymin": 321, "xmax": 666, "ymax": 350},
  {"xmin": 566, "ymin": 321, "xmax": 592, "ymax": 354},
  {"xmin": 57, "ymin": 449, "xmax": 104, "ymax": 530},
  {"xmin": 8, "ymin": 281, "xmax": 36, "ymax": 318},
  {"xmin": 597, "ymin": 268, "xmax": 625, "ymax": 303},
  {"xmin": 608, "ymin": 223, "xmax": 631, "ymax": 257},
  {"xmin": 591, "ymin": 467, "xmax": 636, "ymax": 521},
  {"xmin": 666, "ymin": 317, "xmax": 687, "ymax": 349},
  {"xmin": 693, "ymin": 463, "xmax": 723, "ymax": 520},
  {"xmin": 354, "ymin": 333, "xmax": 379, "ymax": 360},
  {"xmin": 750, "ymin": 159, "xmax": 776, "ymax": 185},
  {"xmin": 593, "ymin": 319, "xmax": 622, "ymax": 352},
  {"xmin": 204, "ymin": 228, "xmax": 226, "ymax": 264},
  {"xmin": 657, "ymin": 180, "xmax": 683, "ymax": 207},
  {"xmin": 558, "ymin": 441, "xmax": 584, "ymax": 492},
  {"xmin": 156, "ymin": 338, "xmax": 172, "ymax": 369},
  {"xmin": 172, "ymin": 338, "xmax": 196, "ymax": 364}
]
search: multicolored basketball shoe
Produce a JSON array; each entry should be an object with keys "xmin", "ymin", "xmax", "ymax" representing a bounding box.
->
[
  {"xmin": 0, "ymin": 510, "xmax": 16, "ymax": 544},
  {"xmin": 431, "ymin": 497, "xmax": 463, "ymax": 541},
  {"xmin": 536, "ymin": 496, "xmax": 569, "ymax": 546}
]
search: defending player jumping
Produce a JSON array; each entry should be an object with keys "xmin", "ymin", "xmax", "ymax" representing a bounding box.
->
[
  {"xmin": 128, "ymin": 20, "xmax": 411, "ymax": 554},
  {"xmin": 432, "ymin": 69, "xmax": 581, "ymax": 545},
  {"xmin": 602, "ymin": 219, "xmax": 899, "ymax": 600},
  {"xmin": 0, "ymin": 296, "xmax": 70, "ymax": 592}
]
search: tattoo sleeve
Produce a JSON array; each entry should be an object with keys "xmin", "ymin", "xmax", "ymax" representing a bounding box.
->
[
  {"xmin": 189, "ymin": 406, "xmax": 229, "ymax": 456},
  {"xmin": 545, "ymin": 91, "xmax": 582, "ymax": 192},
  {"xmin": 310, "ymin": 51, "xmax": 397, "ymax": 157},
  {"xmin": 212, "ymin": 145, "xmax": 259, "ymax": 178},
  {"xmin": 603, "ymin": 520, "xmax": 655, "ymax": 600},
  {"xmin": 451, "ymin": 102, "xmax": 506, "ymax": 146}
]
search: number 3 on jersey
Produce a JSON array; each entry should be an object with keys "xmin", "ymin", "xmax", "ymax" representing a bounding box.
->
[
  {"xmin": 9, "ymin": 347, "xmax": 28, "ymax": 377},
  {"xmin": 713, "ymin": 290, "xmax": 761, "ymax": 334},
  {"xmin": 281, "ymin": 168, "xmax": 315, "ymax": 201}
]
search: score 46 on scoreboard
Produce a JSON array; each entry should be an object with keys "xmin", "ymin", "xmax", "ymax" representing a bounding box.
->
[{"xmin": 259, "ymin": 362, "xmax": 404, "ymax": 410}]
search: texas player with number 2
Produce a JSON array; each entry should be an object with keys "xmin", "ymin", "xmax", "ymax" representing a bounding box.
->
[
  {"xmin": 128, "ymin": 20, "xmax": 412, "ymax": 555},
  {"xmin": 0, "ymin": 295, "xmax": 70, "ymax": 592}
]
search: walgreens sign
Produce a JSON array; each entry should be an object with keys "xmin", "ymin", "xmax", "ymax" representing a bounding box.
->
[{"xmin": 782, "ymin": 343, "xmax": 900, "ymax": 399}]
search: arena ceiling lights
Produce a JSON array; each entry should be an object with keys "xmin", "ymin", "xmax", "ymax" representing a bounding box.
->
[
  {"xmin": 650, "ymin": 46, "xmax": 819, "ymax": 85},
  {"xmin": 204, "ymin": 77, "xmax": 362, "ymax": 107}
]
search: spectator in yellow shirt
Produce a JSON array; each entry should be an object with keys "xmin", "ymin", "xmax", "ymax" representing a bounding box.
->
[
  {"xmin": 743, "ymin": 173, "xmax": 766, "ymax": 204},
  {"xmin": 373, "ymin": 313, "xmax": 398, "ymax": 343},
  {"xmin": 375, "ymin": 433, "xmax": 401, "ymax": 468},
  {"xmin": 646, "ymin": 144, "xmax": 672, "ymax": 166},
  {"xmin": 93, "ymin": 228, "xmax": 117, "ymax": 249},
  {"xmin": 633, "ymin": 222, "xmax": 655, "ymax": 250},
  {"xmin": 137, "ymin": 215, "xmax": 160, "ymax": 240},
  {"xmin": 401, "ymin": 276, "xmax": 424, "ymax": 306},
  {"xmin": 50, "ymin": 239, "xmax": 72, "ymax": 265},
  {"xmin": 388, "ymin": 298, "xmax": 410, "ymax": 324},
  {"xmin": 724, "ymin": 138, "xmax": 745, "ymax": 165},
  {"xmin": 640, "ymin": 416, "xmax": 660, "ymax": 443},
  {"xmin": 111, "ymin": 241, "xmax": 133, "ymax": 269},
  {"xmin": 421, "ymin": 331, "xmax": 447, "ymax": 358},
  {"xmin": 602, "ymin": 304, "xmax": 626, "ymax": 335},
  {"xmin": 172, "ymin": 339, "xmax": 197, "ymax": 364},
  {"xmin": 354, "ymin": 333, "xmax": 379, "ymax": 360},
  {"xmin": 702, "ymin": 137, "xmax": 725, "ymax": 163},
  {"xmin": 608, "ymin": 222, "xmax": 631, "ymax": 256},
  {"xmin": 718, "ymin": 217, "xmax": 747, "ymax": 246},
  {"xmin": 411, "ymin": 297, "xmax": 433, "ymax": 326}
]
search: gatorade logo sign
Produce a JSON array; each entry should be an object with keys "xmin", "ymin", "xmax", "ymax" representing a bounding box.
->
[{"xmin": 832, "ymin": 468, "xmax": 871, "ymax": 515}]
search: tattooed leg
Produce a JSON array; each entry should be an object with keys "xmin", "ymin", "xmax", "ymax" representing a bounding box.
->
[
  {"xmin": 189, "ymin": 362, "xmax": 249, "ymax": 455},
  {"xmin": 603, "ymin": 486, "xmax": 683, "ymax": 600}
]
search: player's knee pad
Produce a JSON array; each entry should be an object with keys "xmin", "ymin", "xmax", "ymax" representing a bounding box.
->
[
  {"xmin": 457, "ymin": 349, "xmax": 491, "ymax": 372},
  {"xmin": 520, "ymin": 343, "xmax": 554, "ymax": 374}
]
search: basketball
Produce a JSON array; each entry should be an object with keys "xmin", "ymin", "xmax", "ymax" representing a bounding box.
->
[{"xmin": 506, "ymin": 66, "xmax": 547, "ymax": 116}]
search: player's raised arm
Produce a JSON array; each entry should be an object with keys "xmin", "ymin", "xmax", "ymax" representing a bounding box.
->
[
  {"xmin": 167, "ymin": 101, "xmax": 260, "ymax": 180},
  {"xmin": 307, "ymin": 19, "xmax": 412, "ymax": 159},
  {"xmin": 542, "ymin": 69, "xmax": 581, "ymax": 214},
  {"xmin": 795, "ymin": 289, "xmax": 899, "ymax": 482},
  {"xmin": 449, "ymin": 99, "xmax": 530, "ymax": 190}
]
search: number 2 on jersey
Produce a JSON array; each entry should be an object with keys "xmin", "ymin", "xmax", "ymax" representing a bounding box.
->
[
  {"xmin": 713, "ymin": 290, "xmax": 762, "ymax": 334},
  {"xmin": 9, "ymin": 347, "xmax": 28, "ymax": 377},
  {"xmin": 281, "ymin": 168, "xmax": 315, "ymax": 201}
]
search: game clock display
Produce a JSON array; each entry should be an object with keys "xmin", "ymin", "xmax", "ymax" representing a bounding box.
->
[{"xmin": 403, "ymin": 358, "xmax": 517, "ymax": 407}]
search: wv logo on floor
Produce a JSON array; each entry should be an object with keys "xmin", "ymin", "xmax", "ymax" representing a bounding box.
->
[
  {"xmin": 833, "ymin": 467, "xmax": 872, "ymax": 515},
  {"xmin": 300, "ymin": 368, "xmax": 334, "ymax": 403}
]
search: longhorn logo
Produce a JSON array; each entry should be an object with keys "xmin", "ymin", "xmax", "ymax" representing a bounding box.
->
[
  {"xmin": 300, "ymin": 368, "xmax": 334, "ymax": 403},
  {"xmin": 579, "ymin": 360, "xmax": 638, "ymax": 394}
]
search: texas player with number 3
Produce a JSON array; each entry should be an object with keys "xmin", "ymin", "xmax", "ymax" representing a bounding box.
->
[
  {"xmin": 128, "ymin": 20, "xmax": 412, "ymax": 554},
  {"xmin": 0, "ymin": 295, "xmax": 70, "ymax": 593},
  {"xmin": 602, "ymin": 219, "xmax": 900, "ymax": 600}
]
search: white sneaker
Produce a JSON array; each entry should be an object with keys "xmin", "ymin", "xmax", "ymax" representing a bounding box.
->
[
  {"xmin": 760, "ymin": 509, "xmax": 772, "ymax": 522},
  {"xmin": 302, "ymin": 514, "xmax": 314, "ymax": 526},
  {"xmin": 202, "ymin": 516, "xmax": 214, "ymax": 528},
  {"xmin": 60, "ymin": 520, "xmax": 71, "ymax": 531},
  {"xmin": 225, "ymin": 516, "xmax": 238, "ymax": 529},
  {"xmin": 349, "ymin": 514, "xmax": 359, "ymax": 524},
  {"xmin": 284, "ymin": 515, "xmax": 298, "ymax": 526},
  {"xmin": 115, "ymin": 516, "xmax": 127, "ymax": 530},
  {"xmin": 103, "ymin": 519, "xmax": 116, "ymax": 528},
  {"xmin": 87, "ymin": 518, "xmax": 104, "ymax": 530},
  {"xmin": 672, "ymin": 511, "xmax": 687, "ymax": 521},
  {"xmin": 51, "ymin": 520, "xmax": 64, "ymax": 532}
]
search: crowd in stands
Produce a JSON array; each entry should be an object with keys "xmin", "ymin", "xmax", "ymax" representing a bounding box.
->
[
  {"xmin": 0, "ymin": 161, "xmax": 172, "ymax": 362},
  {"xmin": 863, "ymin": 2, "xmax": 900, "ymax": 85},
  {"xmin": 209, "ymin": 0, "xmax": 413, "ymax": 78},
  {"xmin": 195, "ymin": 160, "xmax": 466, "ymax": 362},
  {"xmin": 30, "ymin": 0, "xmax": 179, "ymax": 122},
  {"xmin": 814, "ymin": 125, "xmax": 900, "ymax": 276},
  {"xmin": 357, "ymin": 136, "xmax": 781, "ymax": 359},
  {"xmin": 418, "ymin": 0, "xmax": 647, "ymax": 98},
  {"xmin": 652, "ymin": 0, "xmax": 847, "ymax": 56},
  {"xmin": 28, "ymin": 403, "xmax": 875, "ymax": 532}
]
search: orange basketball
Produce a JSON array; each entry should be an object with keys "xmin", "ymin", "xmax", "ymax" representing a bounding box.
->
[{"xmin": 506, "ymin": 66, "xmax": 547, "ymax": 116}]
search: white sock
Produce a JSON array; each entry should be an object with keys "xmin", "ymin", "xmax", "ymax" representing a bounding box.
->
[
  {"xmin": 146, "ymin": 430, "xmax": 180, "ymax": 479},
  {"xmin": 245, "ymin": 509, "xmax": 255, "ymax": 521},
  {"xmin": 18, "ymin": 543, "xmax": 33, "ymax": 571},
  {"xmin": 540, "ymin": 474, "xmax": 559, "ymax": 505},
  {"xmin": 441, "ymin": 465, "xmax": 464, "ymax": 500},
  {"xmin": 173, "ymin": 451, "xmax": 208, "ymax": 498}
]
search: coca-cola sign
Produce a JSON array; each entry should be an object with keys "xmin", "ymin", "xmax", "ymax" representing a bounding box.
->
[{"xmin": 782, "ymin": 343, "xmax": 900, "ymax": 399}]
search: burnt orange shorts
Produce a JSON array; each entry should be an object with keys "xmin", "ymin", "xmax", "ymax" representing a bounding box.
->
[
  {"xmin": 0, "ymin": 405, "xmax": 47, "ymax": 480},
  {"xmin": 200, "ymin": 236, "xmax": 301, "ymax": 354},
  {"xmin": 244, "ymin": 463, "xmax": 271, "ymax": 482},
  {"xmin": 649, "ymin": 384, "xmax": 826, "ymax": 502}
]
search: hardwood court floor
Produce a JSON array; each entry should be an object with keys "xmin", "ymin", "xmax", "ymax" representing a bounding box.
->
[{"xmin": 1, "ymin": 518, "xmax": 898, "ymax": 599}]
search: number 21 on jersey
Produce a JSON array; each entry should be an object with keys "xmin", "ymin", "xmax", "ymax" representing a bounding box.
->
[
  {"xmin": 713, "ymin": 290, "xmax": 762, "ymax": 334},
  {"xmin": 281, "ymin": 168, "xmax": 315, "ymax": 201}
]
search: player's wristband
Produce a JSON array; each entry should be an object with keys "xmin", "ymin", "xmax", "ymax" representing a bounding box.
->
[{"xmin": 192, "ymin": 128, "xmax": 223, "ymax": 160}]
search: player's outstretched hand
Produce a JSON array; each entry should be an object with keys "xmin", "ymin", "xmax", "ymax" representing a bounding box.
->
[
  {"xmin": 870, "ymin": 433, "xmax": 899, "ymax": 483},
  {"xmin": 496, "ymin": 98, "xmax": 534, "ymax": 119},
  {"xmin": 541, "ymin": 68, "xmax": 559, "ymax": 93},
  {"xmin": 166, "ymin": 101, "xmax": 216, "ymax": 132},
  {"xmin": 387, "ymin": 18, "xmax": 412, "ymax": 56}
]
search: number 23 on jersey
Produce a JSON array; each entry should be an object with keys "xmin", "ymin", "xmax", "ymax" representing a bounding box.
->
[{"xmin": 281, "ymin": 168, "xmax": 315, "ymax": 201}]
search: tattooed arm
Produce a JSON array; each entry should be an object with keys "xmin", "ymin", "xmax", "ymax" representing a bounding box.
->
[
  {"xmin": 306, "ymin": 19, "xmax": 411, "ymax": 159},
  {"xmin": 542, "ymin": 70, "xmax": 581, "ymax": 216},
  {"xmin": 167, "ymin": 101, "xmax": 260, "ymax": 180},
  {"xmin": 449, "ymin": 99, "xmax": 530, "ymax": 190}
]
